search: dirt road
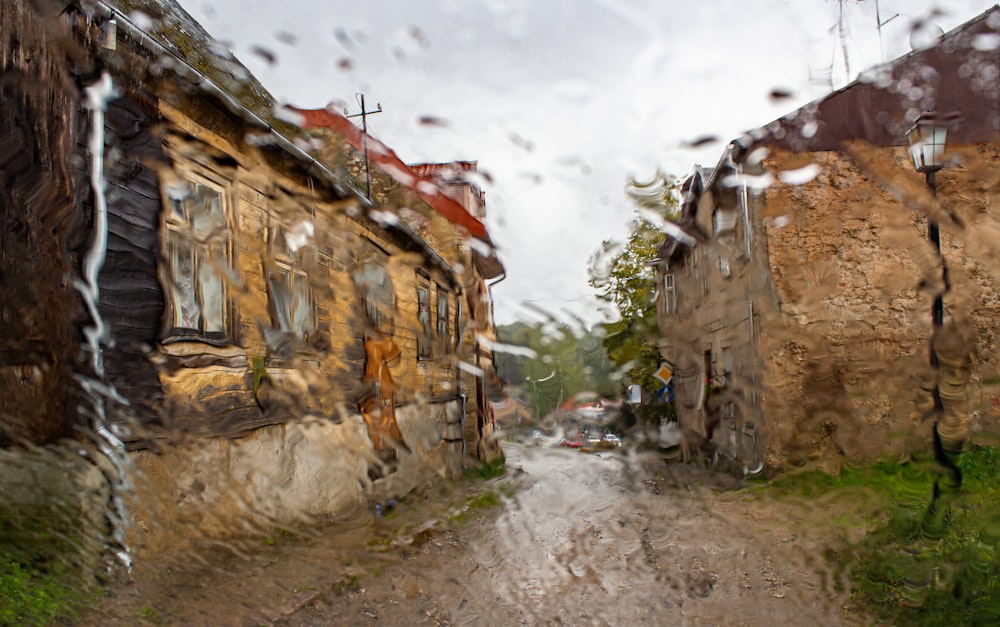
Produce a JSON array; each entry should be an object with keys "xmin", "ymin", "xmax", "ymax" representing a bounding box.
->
[{"xmin": 90, "ymin": 444, "xmax": 853, "ymax": 625}]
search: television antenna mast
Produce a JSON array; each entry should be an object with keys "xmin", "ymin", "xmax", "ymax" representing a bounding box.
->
[
  {"xmin": 875, "ymin": 0, "xmax": 900, "ymax": 60},
  {"xmin": 345, "ymin": 93, "xmax": 382, "ymax": 199}
]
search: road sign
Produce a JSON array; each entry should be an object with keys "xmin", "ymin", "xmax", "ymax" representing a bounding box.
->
[{"xmin": 653, "ymin": 362, "xmax": 672, "ymax": 385}]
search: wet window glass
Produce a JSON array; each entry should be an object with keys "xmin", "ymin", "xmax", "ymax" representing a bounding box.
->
[
  {"xmin": 2, "ymin": 1, "xmax": 1000, "ymax": 625},
  {"xmin": 165, "ymin": 181, "xmax": 231, "ymax": 337}
]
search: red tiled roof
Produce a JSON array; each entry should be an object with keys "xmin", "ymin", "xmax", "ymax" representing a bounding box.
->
[{"xmin": 289, "ymin": 107, "xmax": 489, "ymax": 240}]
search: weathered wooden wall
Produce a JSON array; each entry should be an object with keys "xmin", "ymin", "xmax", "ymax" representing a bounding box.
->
[
  {"xmin": 0, "ymin": 0, "xmax": 88, "ymax": 445},
  {"xmin": 98, "ymin": 92, "xmax": 169, "ymax": 431}
]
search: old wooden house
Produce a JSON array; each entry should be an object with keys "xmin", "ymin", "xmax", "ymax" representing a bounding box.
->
[
  {"xmin": 655, "ymin": 6, "xmax": 1000, "ymax": 475},
  {"xmin": 1, "ymin": 0, "xmax": 505, "ymax": 540}
]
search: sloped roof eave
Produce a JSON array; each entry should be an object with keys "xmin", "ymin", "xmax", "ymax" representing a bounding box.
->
[
  {"xmin": 289, "ymin": 107, "xmax": 491, "ymax": 241},
  {"xmin": 737, "ymin": 5, "xmax": 1000, "ymax": 155}
]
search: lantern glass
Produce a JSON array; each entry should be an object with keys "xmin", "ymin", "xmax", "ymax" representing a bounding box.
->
[{"xmin": 907, "ymin": 114, "xmax": 948, "ymax": 173}]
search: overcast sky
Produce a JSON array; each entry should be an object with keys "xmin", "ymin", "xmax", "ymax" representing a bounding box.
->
[{"xmin": 182, "ymin": 0, "xmax": 993, "ymax": 326}]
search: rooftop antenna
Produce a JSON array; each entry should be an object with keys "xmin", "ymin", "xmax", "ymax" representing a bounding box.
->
[
  {"xmin": 837, "ymin": 0, "xmax": 852, "ymax": 81},
  {"xmin": 875, "ymin": 0, "xmax": 900, "ymax": 60},
  {"xmin": 345, "ymin": 93, "xmax": 382, "ymax": 199}
]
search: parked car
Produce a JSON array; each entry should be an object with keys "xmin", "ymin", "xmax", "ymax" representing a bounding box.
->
[{"xmin": 603, "ymin": 434, "xmax": 621, "ymax": 447}]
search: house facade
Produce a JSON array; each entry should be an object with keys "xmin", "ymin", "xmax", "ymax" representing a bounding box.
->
[
  {"xmin": 1, "ymin": 0, "xmax": 505, "ymax": 549},
  {"xmin": 656, "ymin": 6, "xmax": 1000, "ymax": 475}
]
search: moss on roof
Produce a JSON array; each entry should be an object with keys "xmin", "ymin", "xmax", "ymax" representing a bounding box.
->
[{"xmin": 107, "ymin": 0, "xmax": 275, "ymax": 123}]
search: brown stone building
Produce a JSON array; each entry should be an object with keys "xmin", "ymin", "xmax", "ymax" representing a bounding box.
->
[
  {"xmin": 288, "ymin": 112, "xmax": 508, "ymax": 463},
  {"xmin": 1, "ymin": 0, "xmax": 505, "ymax": 547},
  {"xmin": 655, "ymin": 6, "xmax": 1000, "ymax": 475}
]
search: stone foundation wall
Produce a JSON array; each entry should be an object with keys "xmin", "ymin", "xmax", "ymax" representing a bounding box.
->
[
  {"xmin": 127, "ymin": 399, "xmax": 464, "ymax": 556},
  {"xmin": 0, "ymin": 445, "xmax": 111, "ymax": 582}
]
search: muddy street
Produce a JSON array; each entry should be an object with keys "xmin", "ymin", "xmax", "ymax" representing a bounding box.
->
[{"xmin": 90, "ymin": 445, "xmax": 851, "ymax": 626}]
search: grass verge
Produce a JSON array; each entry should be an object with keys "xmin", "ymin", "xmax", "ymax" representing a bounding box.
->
[{"xmin": 765, "ymin": 445, "xmax": 1000, "ymax": 625}]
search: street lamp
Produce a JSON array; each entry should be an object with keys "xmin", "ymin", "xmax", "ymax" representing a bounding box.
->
[
  {"xmin": 907, "ymin": 111, "xmax": 964, "ymax": 538},
  {"xmin": 526, "ymin": 370, "xmax": 555, "ymax": 418},
  {"xmin": 907, "ymin": 112, "xmax": 951, "ymax": 330},
  {"xmin": 907, "ymin": 112, "xmax": 948, "ymax": 175}
]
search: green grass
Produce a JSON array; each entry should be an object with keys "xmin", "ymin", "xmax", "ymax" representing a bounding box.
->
[
  {"xmin": 0, "ymin": 557, "xmax": 85, "ymax": 626},
  {"xmin": 465, "ymin": 489, "xmax": 502, "ymax": 511},
  {"xmin": 465, "ymin": 456, "xmax": 507, "ymax": 481},
  {"xmin": 767, "ymin": 446, "xmax": 1000, "ymax": 625},
  {"xmin": 137, "ymin": 606, "xmax": 159, "ymax": 622},
  {"xmin": 0, "ymin": 503, "xmax": 102, "ymax": 626}
]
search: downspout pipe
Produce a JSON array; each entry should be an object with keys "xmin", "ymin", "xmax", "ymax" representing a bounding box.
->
[
  {"xmin": 487, "ymin": 271, "xmax": 506, "ymax": 328},
  {"xmin": 486, "ymin": 271, "xmax": 506, "ymax": 373}
]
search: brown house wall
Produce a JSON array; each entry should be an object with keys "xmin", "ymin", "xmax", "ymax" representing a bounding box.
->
[
  {"xmin": 149, "ymin": 104, "xmax": 470, "ymax": 439},
  {"xmin": 1, "ymin": 0, "xmax": 497, "ymax": 466},
  {"xmin": 756, "ymin": 141, "xmax": 1000, "ymax": 471},
  {"xmin": 0, "ymin": 0, "xmax": 91, "ymax": 446}
]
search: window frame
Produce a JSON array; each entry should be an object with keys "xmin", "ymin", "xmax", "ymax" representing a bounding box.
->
[
  {"xmin": 267, "ymin": 215, "xmax": 317, "ymax": 344},
  {"xmin": 161, "ymin": 169, "xmax": 238, "ymax": 346},
  {"xmin": 435, "ymin": 284, "xmax": 449, "ymax": 345},
  {"xmin": 454, "ymin": 295, "xmax": 462, "ymax": 350},
  {"xmin": 356, "ymin": 243, "xmax": 395, "ymax": 335},
  {"xmin": 416, "ymin": 271, "xmax": 432, "ymax": 361},
  {"xmin": 664, "ymin": 272, "xmax": 676, "ymax": 314}
]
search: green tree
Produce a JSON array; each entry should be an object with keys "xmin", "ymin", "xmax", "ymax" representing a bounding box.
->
[
  {"xmin": 496, "ymin": 321, "xmax": 614, "ymax": 418},
  {"xmin": 589, "ymin": 170, "xmax": 679, "ymax": 422}
]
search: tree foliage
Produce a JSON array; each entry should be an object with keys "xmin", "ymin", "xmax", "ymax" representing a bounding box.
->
[
  {"xmin": 588, "ymin": 170, "xmax": 679, "ymax": 421},
  {"xmin": 589, "ymin": 170, "xmax": 679, "ymax": 320},
  {"xmin": 495, "ymin": 321, "xmax": 615, "ymax": 418}
]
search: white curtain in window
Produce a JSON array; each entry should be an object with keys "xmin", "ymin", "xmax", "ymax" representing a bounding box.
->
[
  {"xmin": 169, "ymin": 231, "xmax": 199, "ymax": 329},
  {"xmin": 200, "ymin": 247, "xmax": 226, "ymax": 333},
  {"xmin": 291, "ymin": 272, "xmax": 313, "ymax": 338}
]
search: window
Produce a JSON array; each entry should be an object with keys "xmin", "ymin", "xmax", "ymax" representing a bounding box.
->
[
  {"xmin": 436, "ymin": 286, "xmax": 449, "ymax": 342},
  {"xmin": 714, "ymin": 208, "xmax": 739, "ymax": 235},
  {"xmin": 416, "ymin": 272, "xmax": 432, "ymax": 360},
  {"xmin": 664, "ymin": 273, "xmax": 676, "ymax": 314},
  {"xmin": 164, "ymin": 177, "xmax": 234, "ymax": 343},
  {"xmin": 720, "ymin": 346, "xmax": 733, "ymax": 386},
  {"xmin": 719, "ymin": 256, "xmax": 731, "ymax": 279},
  {"xmin": 356, "ymin": 250, "xmax": 395, "ymax": 334},
  {"xmin": 268, "ymin": 219, "xmax": 315, "ymax": 341}
]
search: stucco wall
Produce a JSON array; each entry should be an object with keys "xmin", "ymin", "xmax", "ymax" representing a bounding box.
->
[
  {"xmin": 127, "ymin": 399, "xmax": 464, "ymax": 556},
  {"xmin": 758, "ymin": 142, "xmax": 1000, "ymax": 470}
]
